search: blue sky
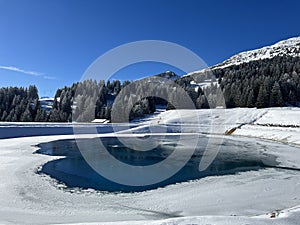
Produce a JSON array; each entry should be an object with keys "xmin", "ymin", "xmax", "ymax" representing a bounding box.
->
[{"xmin": 0, "ymin": 0, "xmax": 299, "ymax": 97}]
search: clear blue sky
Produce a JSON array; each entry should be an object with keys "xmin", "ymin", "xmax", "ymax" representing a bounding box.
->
[{"xmin": 0, "ymin": 0, "xmax": 299, "ymax": 97}]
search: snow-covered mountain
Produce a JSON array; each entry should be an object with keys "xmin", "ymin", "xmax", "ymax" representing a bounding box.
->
[
  {"xmin": 154, "ymin": 71, "xmax": 180, "ymax": 80},
  {"xmin": 39, "ymin": 97, "xmax": 58, "ymax": 114},
  {"xmin": 213, "ymin": 36, "xmax": 300, "ymax": 69},
  {"xmin": 186, "ymin": 36, "xmax": 300, "ymax": 77}
]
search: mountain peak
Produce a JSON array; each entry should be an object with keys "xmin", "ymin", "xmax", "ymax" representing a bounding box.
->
[
  {"xmin": 273, "ymin": 36, "xmax": 300, "ymax": 47},
  {"xmin": 154, "ymin": 71, "xmax": 180, "ymax": 80},
  {"xmin": 213, "ymin": 36, "xmax": 300, "ymax": 69}
]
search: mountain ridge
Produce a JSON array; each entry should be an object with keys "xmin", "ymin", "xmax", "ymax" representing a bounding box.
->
[{"xmin": 186, "ymin": 36, "xmax": 300, "ymax": 77}]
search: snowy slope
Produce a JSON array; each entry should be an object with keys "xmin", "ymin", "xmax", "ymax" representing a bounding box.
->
[
  {"xmin": 64, "ymin": 206, "xmax": 300, "ymax": 225},
  {"xmin": 186, "ymin": 36, "xmax": 300, "ymax": 76},
  {"xmin": 213, "ymin": 36, "xmax": 300, "ymax": 69},
  {"xmin": 143, "ymin": 107, "xmax": 300, "ymax": 146},
  {"xmin": 134, "ymin": 107, "xmax": 267, "ymax": 134},
  {"xmin": 255, "ymin": 107, "xmax": 300, "ymax": 126},
  {"xmin": 120, "ymin": 107, "xmax": 300, "ymax": 146},
  {"xmin": 154, "ymin": 71, "xmax": 180, "ymax": 81},
  {"xmin": 38, "ymin": 97, "xmax": 57, "ymax": 114},
  {"xmin": 234, "ymin": 107, "xmax": 300, "ymax": 146}
]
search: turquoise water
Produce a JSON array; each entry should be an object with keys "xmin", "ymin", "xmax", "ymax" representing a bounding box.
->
[{"xmin": 36, "ymin": 136, "xmax": 276, "ymax": 192}]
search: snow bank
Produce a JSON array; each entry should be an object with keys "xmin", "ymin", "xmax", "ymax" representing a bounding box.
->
[
  {"xmin": 255, "ymin": 107, "xmax": 300, "ymax": 126},
  {"xmin": 62, "ymin": 206, "xmax": 300, "ymax": 225},
  {"xmin": 144, "ymin": 107, "xmax": 300, "ymax": 146},
  {"xmin": 235, "ymin": 125, "xmax": 300, "ymax": 146},
  {"xmin": 158, "ymin": 108, "xmax": 266, "ymax": 127},
  {"xmin": 140, "ymin": 108, "xmax": 267, "ymax": 134},
  {"xmin": 234, "ymin": 108, "xmax": 300, "ymax": 146}
]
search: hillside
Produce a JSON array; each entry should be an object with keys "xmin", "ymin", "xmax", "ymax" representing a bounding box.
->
[
  {"xmin": 187, "ymin": 36, "xmax": 300, "ymax": 76},
  {"xmin": 214, "ymin": 36, "xmax": 300, "ymax": 69},
  {"xmin": 180, "ymin": 37, "xmax": 300, "ymax": 109},
  {"xmin": 0, "ymin": 37, "xmax": 300, "ymax": 122}
]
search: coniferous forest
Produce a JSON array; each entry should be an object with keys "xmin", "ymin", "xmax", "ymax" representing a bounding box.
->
[
  {"xmin": 0, "ymin": 56, "xmax": 299, "ymax": 122},
  {"xmin": 179, "ymin": 55, "xmax": 300, "ymax": 109}
]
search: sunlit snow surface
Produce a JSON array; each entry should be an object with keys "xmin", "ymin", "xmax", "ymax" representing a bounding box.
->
[
  {"xmin": 0, "ymin": 108, "xmax": 300, "ymax": 224},
  {"xmin": 185, "ymin": 36, "xmax": 300, "ymax": 76}
]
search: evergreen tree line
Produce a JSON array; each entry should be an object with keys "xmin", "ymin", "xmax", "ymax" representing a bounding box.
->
[
  {"xmin": 49, "ymin": 79, "xmax": 132, "ymax": 122},
  {"xmin": 0, "ymin": 56, "xmax": 299, "ymax": 122},
  {"xmin": 0, "ymin": 85, "xmax": 44, "ymax": 122},
  {"xmin": 53, "ymin": 73, "xmax": 182, "ymax": 122},
  {"xmin": 178, "ymin": 55, "xmax": 300, "ymax": 109},
  {"xmin": 0, "ymin": 78, "xmax": 161, "ymax": 122}
]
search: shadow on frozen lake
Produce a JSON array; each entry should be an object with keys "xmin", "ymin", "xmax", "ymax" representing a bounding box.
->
[{"xmin": 35, "ymin": 135, "xmax": 278, "ymax": 192}]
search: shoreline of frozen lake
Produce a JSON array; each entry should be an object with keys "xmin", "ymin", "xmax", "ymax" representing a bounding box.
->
[{"xmin": 0, "ymin": 134, "xmax": 300, "ymax": 224}]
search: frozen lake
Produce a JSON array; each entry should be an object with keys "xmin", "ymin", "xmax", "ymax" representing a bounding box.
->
[
  {"xmin": 36, "ymin": 135, "xmax": 278, "ymax": 192},
  {"xmin": 0, "ymin": 108, "xmax": 300, "ymax": 224}
]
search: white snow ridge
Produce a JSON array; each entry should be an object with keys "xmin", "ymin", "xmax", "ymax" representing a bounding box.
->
[
  {"xmin": 213, "ymin": 36, "xmax": 300, "ymax": 69},
  {"xmin": 185, "ymin": 36, "xmax": 300, "ymax": 77}
]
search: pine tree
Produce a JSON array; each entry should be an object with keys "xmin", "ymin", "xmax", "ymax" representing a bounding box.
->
[
  {"xmin": 246, "ymin": 89, "xmax": 255, "ymax": 107},
  {"xmin": 196, "ymin": 95, "xmax": 209, "ymax": 109},
  {"xmin": 256, "ymin": 85, "xmax": 268, "ymax": 108},
  {"xmin": 270, "ymin": 82, "xmax": 284, "ymax": 107},
  {"xmin": 35, "ymin": 109, "xmax": 47, "ymax": 122},
  {"xmin": 20, "ymin": 103, "xmax": 33, "ymax": 122},
  {"xmin": 289, "ymin": 90, "xmax": 297, "ymax": 106},
  {"xmin": 28, "ymin": 85, "xmax": 39, "ymax": 100},
  {"xmin": 1, "ymin": 111, "xmax": 7, "ymax": 121},
  {"xmin": 48, "ymin": 108, "xmax": 60, "ymax": 122}
]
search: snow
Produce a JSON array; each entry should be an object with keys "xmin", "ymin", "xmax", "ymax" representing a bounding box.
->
[
  {"xmin": 141, "ymin": 107, "xmax": 267, "ymax": 134},
  {"xmin": 212, "ymin": 36, "xmax": 300, "ymax": 70},
  {"xmin": 0, "ymin": 107, "xmax": 300, "ymax": 224},
  {"xmin": 184, "ymin": 36, "xmax": 300, "ymax": 77},
  {"xmin": 146, "ymin": 107, "xmax": 300, "ymax": 147},
  {"xmin": 58, "ymin": 207, "xmax": 300, "ymax": 225},
  {"xmin": 189, "ymin": 79, "xmax": 218, "ymax": 92},
  {"xmin": 1, "ymin": 136, "xmax": 300, "ymax": 225},
  {"xmin": 91, "ymin": 119, "xmax": 109, "ymax": 123},
  {"xmin": 236, "ymin": 125, "xmax": 300, "ymax": 146},
  {"xmin": 39, "ymin": 97, "xmax": 61, "ymax": 114},
  {"xmin": 255, "ymin": 107, "xmax": 300, "ymax": 126},
  {"xmin": 234, "ymin": 107, "xmax": 300, "ymax": 146}
]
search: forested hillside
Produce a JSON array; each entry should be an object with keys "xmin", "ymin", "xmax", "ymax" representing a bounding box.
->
[
  {"xmin": 0, "ymin": 78, "xmax": 158, "ymax": 122},
  {"xmin": 0, "ymin": 56, "xmax": 299, "ymax": 122},
  {"xmin": 0, "ymin": 85, "xmax": 45, "ymax": 122},
  {"xmin": 180, "ymin": 55, "xmax": 300, "ymax": 108}
]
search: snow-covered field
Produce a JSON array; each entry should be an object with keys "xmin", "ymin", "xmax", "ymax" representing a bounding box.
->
[
  {"xmin": 0, "ymin": 107, "xmax": 299, "ymax": 225},
  {"xmin": 234, "ymin": 108, "xmax": 300, "ymax": 146},
  {"xmin": 149, "ymin": 107, "xmax": 300, "ymax": 146}
]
